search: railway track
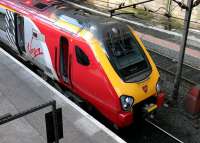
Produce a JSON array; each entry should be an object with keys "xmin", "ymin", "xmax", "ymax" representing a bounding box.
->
[
  {"xmin": 148, "ymin": 49, "xmax": 199, "ymax": 101},
  {"xmin": 145, "ymin": 118, "xmax": 184, "ymax": 143},
  {"xmin": 149, "ymin": 49, "xmax": 199, "ymax": 85},
  {"xmin": 114, "ymin": 116, "xmax": 185, "ymax": 143}
]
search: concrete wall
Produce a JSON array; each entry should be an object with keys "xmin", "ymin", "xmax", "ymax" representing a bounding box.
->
[{"xmin": 87, "ymin": 0, "xmax": 200, "ymax": 23}]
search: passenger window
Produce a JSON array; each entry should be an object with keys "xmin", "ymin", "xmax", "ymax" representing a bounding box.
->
[
  {"xmin": 0, "ymin": 8, "xmax": 6, "ymax": 32},
  {"xmin": 75, "ymin": 46, "xmax": 90, "ymax": 66}
]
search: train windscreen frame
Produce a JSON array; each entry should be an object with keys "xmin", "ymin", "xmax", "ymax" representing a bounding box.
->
[{"xmin": 103, "ymin": 27, "xmax": 152, "ymax": 82}]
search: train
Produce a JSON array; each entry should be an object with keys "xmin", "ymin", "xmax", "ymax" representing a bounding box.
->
[{"xmin": 0, "ymin": 0, "xmax": 165, "ymax": 128}]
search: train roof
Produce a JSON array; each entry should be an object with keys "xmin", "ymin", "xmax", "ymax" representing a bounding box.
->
[{"xmin": 1, "ymin": 0, "xmax": 130, "ymax": 39}]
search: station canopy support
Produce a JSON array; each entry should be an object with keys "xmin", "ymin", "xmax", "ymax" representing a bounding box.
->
[{"xmin": 172, "ymin": 0, "xmax": 195, "ymax": 103}]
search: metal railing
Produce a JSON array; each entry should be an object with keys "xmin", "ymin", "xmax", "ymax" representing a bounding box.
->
[{"xmin": 0, "ymin": 100, "xmax": 61, "ymax": 143}]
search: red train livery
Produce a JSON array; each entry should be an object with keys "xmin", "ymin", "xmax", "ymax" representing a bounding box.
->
[{"xmin": 0, "ymin": 0, "xmax": 165, "ymax": 128}]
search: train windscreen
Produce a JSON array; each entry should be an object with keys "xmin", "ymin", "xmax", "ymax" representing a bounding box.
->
[{"xmin": 104, "ymin": 28, "xmax": 151, "ymax": 82}]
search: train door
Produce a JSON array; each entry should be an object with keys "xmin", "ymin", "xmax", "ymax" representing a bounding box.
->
[
  {"xmin": 15, "ymin": 14, "xmax": 25, "ymax": 54},
  {"xmin": 59, "ymin": 37, "xmax": 70, "ymax": 84},
  {"xmin": 70, "ymin": 41, "xmax": 94, "ymax": 100}
]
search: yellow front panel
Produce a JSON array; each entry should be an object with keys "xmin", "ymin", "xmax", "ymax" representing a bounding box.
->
[
  {"xmin": 56, "ymin": 19, "xmax": 82, "ymax": 34},
  {"xmin": 81, "ymin": 29, "xmax": 159, "ymax": 105},
  {"xmin": 67, "ymin": 23, "xmax": 159, "ymax": 105}
]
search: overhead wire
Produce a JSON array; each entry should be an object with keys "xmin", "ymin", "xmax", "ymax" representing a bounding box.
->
[
  {"xmin": 84, "ymin": 0, "xmax": 200, "ymax": 26},
  {"xmin": 85, "ymin": 0, "xmax": 123, "ymax": 9},
  {"xmin": 82, "ymin": 0, "xmax": 200, "ymax": 25}
]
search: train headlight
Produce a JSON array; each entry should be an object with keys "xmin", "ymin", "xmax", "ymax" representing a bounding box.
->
[
  {"xmin": 156, "ymin": 80, "xmax": 161, "ymax": 93},
  {"xmin": 120, "ymin": 96, "xmax": 134, "ymax": 111}
]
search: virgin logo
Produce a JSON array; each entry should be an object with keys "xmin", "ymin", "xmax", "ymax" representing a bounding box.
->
[
  {"xmin": 27, "ymin": 43, "xmax": 43, "ymax": 58},
  {"xmin": 142, "ymin": 85, "xmax": 148, "ymax": 93},
  {"xmin": 28, "ymin": 46, "xmax": 43, "ymax": 57},
  {"xmin": 27, "ymin": 35, "xmax": 43, "ymax": 58}
]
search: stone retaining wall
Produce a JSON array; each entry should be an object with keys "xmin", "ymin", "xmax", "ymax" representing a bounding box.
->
[{"xmin": 87, "ymin": 0, "xmax": 200, "ymax": 23}]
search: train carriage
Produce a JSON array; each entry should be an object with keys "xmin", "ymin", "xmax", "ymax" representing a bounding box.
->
[{"xmin": 0, "ymin": 0, "xmax": 165, "ymax": 128}]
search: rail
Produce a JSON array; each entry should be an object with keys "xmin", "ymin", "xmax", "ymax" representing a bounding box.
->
[
  {"xmin": 145, "ymin": 118, "xmax": 184, "ymax": 143},
  {"xmin": 149, "ymin": 50, "xmax": 198, "ymax": 85}
]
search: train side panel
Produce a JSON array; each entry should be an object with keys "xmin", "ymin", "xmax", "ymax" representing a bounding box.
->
[
  {"xmin": 0, "ymin": 4, "xmax": 59, "ymax": 80},
  {"xmin": 32, "ymin": 17, "xmax": 75, "ymax": 87},
  {"xmin": 24, "ymin": 17, "xmax": 58, "ymax": 79},
  {"xmin": 70, "ymin": 38, "xmax": 132, "ymax": 127}
]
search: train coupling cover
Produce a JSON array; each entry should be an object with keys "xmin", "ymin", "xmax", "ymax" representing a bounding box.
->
[{"xmin": 143, "ymin": 103, "xmax": 158, "ymax": 119}]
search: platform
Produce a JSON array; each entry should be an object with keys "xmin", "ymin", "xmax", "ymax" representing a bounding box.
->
[{"xmin": 0, "ymin": 48, "xmax": 125, "ymax": 143}]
